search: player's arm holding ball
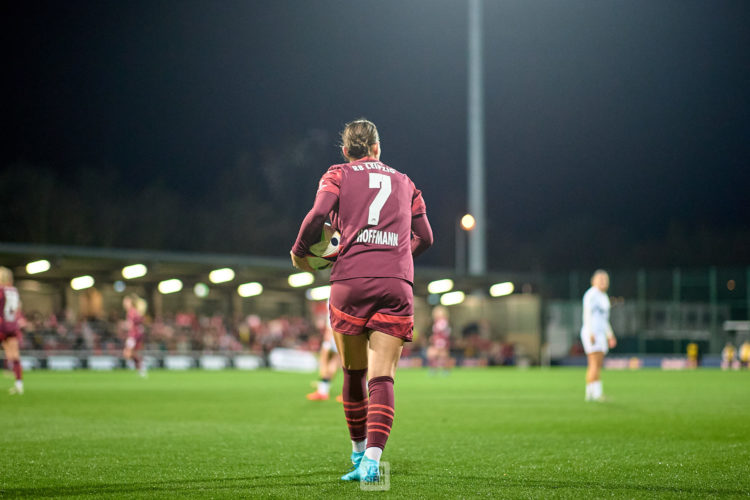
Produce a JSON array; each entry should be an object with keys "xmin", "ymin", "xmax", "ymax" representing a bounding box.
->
[{"xmin": 290, "ymin": 186, "xmax": 339, "ymax": 272}]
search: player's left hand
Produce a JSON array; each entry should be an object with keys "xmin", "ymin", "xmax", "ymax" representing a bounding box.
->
[
  {"xmin": 290, "ymin": 251, "xmax": 314, "ymax": 272},
  {"xmin": 608, "ymin": 336, "xmax": 617, "ymax": 349}
]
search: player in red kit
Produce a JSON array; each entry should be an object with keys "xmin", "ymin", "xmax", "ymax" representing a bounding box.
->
[
  {"xmin": 307, "ymin": 302, "xmax": 343, "ymax": 402},
  {"xmin": 427, "ymin": 305, "xmax": 452, "ymax": 375},
  {"xmin": 0, "ymin": 267, "xmax": 24, "ymax": 395},
  {"xmin": 292, "ymin": 119, "xmax": 433, "ymax": 483},
  {"xmin": 122, "ymin": 294, "xmax": 148, "ymax": 377}
]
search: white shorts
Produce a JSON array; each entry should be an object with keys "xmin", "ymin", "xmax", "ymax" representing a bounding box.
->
[{"xmin": 581, "ymin": 331, "xmax": 608, "ymax": 355}]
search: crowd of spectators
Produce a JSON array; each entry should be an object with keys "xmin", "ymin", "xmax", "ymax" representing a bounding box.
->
[
  {"xmin": 17, "ymin": 309, "xmax": 516, "ymax": 365},
  {"xmin": 18, "ymin": 310, "xmax": 320, "ymax": 356}
]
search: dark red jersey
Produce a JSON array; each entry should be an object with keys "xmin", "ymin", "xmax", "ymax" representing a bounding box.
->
[
  {"xmin": 0, "ymin": 285, "xmax": 21, "ymax": 335},
  {"xmin": 430, "ymin": 317, "xmax": 451, "ymax": 349},
  {"xmin": 127, "ymin": 308, "xmax": 144, "ymax": 339},
  {"xmin": 317, "ymin": 159, "xmax": 427, "ymax": 284}
]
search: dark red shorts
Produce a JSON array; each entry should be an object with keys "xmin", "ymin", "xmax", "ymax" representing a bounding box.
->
[
  {"xmin": 0, "ymin": 331, "xmax": 18, "ymax": 343},
  {"xmin": 329, "ymin": 277, "xmax": 414, "ymax": 342}
]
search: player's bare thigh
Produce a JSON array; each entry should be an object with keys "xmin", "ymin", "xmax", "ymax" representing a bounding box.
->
[
  {"xmin": 2, "ymin": 337, "xmax": 20, "ymax": 360},
  {"xmin": 367, "ymin": 330, "xmax": 404, "ymax": 379},
  {"xmin": 333, "ymin": 330, "xmax": 368, "ymax": 370},
  {"xmin": 333, "ymin": 329, "xmax": 403, "ymax": 379}
]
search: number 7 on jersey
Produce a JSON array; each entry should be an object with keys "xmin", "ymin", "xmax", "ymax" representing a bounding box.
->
[{"xmin": 368, "ymin": 173, "xmax": 392, "ymax": 225}]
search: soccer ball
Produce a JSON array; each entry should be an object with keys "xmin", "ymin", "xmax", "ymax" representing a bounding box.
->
[{"xmin": 306, "ymin": 223, "xmax": 340, "ymax": 270}]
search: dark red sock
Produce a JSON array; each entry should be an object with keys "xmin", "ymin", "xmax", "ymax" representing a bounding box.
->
[
  {"xmin": 132, "ymin": 355, "xmax": 142, "ymax": 370},
  {"xmin": 12, "ymin": 360, "xmax": 23, "ymax": 381},
  {"xmin": 342, "ymin": 367, "xmax": 368, "ymax": 442},
  {"xmin": 367, "ymin": 376, "xmax": 395, "ymax": 450}
]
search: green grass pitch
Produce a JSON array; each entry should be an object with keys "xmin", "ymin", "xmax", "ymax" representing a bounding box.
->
[{"xmin": 1, "ymin": 368, "xmax": 748, "ymax": 498}]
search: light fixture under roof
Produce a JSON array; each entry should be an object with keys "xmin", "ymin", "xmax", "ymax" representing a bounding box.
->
[
  {"xmin": 122, "ymin": 264, "xmax": 147, "ymax": 279},
  {"xmin": 194, "ymin": 282, "xmax": 209, "ymax": 298},
  {"xmin": 427, "ymin": 279, "xmax": 454, "ymax": 295},
  {"xmin": 238, "ymin": 282, "xmax": 263, "ymax": 298},
  {"xmin": 440, "ymin": 291, "xmax": 465, "ymax": 306},
  {"xmin": 288, "ymin": 272, "xmax": 314, "ymax": 288},
  {"xmin": 489, "ymin": 282, "xmax": 514, "ymax": 297},
  {"xmin": 158, "ymin": 279, "xmax": 183, "ymax": 294},
  {"xmin": 71, "ymin": 275, "xmax": 95, "ymax": 291},
  {"xmin": 306, "ymin": 285, "xmax": 331, "ymax": 301},
  {"xmin": 209, "ymin": 268, "xmax": 235, "ymax": 284},
  {"xmin": 26, "ymin": 259, "xmax": 51, "ymax": 275}
]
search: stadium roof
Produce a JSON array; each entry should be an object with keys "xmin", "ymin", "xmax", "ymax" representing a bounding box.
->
[{"xmin": 0, "ymin": 242, "xmax": 532, "ymax": 296}]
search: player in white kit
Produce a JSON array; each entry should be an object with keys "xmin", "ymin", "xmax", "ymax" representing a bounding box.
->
[{"xmin": 580, "ymin": 270, "xmax": 617, "ymax": 401}]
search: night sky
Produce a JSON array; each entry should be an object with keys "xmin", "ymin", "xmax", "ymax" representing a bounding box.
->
[{"xmin": 2, "ymin": 0, "xmax": 749, "ymax": 271}]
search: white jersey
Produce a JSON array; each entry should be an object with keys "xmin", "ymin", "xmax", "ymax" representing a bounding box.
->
[
  {"xmin": 580, "ymin": 287, "xmax": 612, "ymax": 354},
  {"xmin": 581, "ymin": 287, "xmax": 612, "ymax": 336}
]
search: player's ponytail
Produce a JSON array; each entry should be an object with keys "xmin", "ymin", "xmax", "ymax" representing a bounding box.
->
[{"xmin": 341, "ymin": 118, "xmax": 379, "ymax": 160}]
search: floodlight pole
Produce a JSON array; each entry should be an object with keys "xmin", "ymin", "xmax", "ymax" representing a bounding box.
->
[
  {"xmin": 455, "ymin": 219, "xmax": 466, "ymax": 277},
  {"xmin": 468, "ymin": 0, "xmax": 486, "ymax": 276}
]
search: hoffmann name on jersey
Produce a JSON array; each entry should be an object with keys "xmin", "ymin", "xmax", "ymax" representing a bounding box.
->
[{"xmin": 317, "ymin": 159, "xmax": 427, "ymax": 284}]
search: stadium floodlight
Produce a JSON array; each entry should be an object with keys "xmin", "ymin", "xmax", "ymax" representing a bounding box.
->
[
  {"xmin": 194, "ymin": 282, "xmax": 209, "ymax": 298},
  {"xmin": 440, "ymin": 291, "xmax": 465, "ymax": 306},
  {"xmin": 288, "ymin": 272, "xmax": 314, "ymax": 288},
  {"xmin": 306, "ymin": 285, "xmax": 331, "ymax": 301},
  {"xmin": 26, "ymin": 259, "xmax": 51, "ymax": 275},
  {"xmin": 460, "ymin": 214, "xmax": 476, "ymax": 231},
  {"xmin": 489, "ymin": 281, "xmax": 514, "ymax": 297},
  {"xmin": 427, "ymin": 279, "xmax": 454, "ymax": 295},
  {"xmin": 158, "ymin": 278, "xmax": 183, "ymax": 294},
  {"xmin": 238, "ymin": 282, "xmax": 263, "ymax": 298},
  {"xmin": 122, "ymin": 263, "xmax": 147, "ymax": 279},
  {"xmin": 209, "ymin": 268, "xmax": 235, "ymax": 284},
  {"xmin": 71, "ymin": 275, "xmax": 95, "ymax": 291}
]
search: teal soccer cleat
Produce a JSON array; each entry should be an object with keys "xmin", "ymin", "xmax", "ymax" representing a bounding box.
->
[
  {"xmin": 350, "ymin": 451, "xmax": 364, "ymax": 468},
  {"xmin": 341, "ymin": 455, "xmax": 380, "ymax": 482}
]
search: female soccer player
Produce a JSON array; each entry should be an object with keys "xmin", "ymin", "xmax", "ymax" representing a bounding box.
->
[
  {"xmin": 580, "ymin": 269, "xmax": 616, "ymax": 401},
  {"xmin": 427, "ymin": 305, "xmax": 452, "ymax": 375},
  {"xmin": 0, "ymin": 267, "xmax": 24, "ymax": 395},
  {"xmin": 122, "ymin": 293, "xmax": 147, "ymax": 377},
  {"xmin": 307, "ymin": 313, "xmax": 342, "ymax": 402},
  {"xmin": 291, "ymin": 118, "xmax": 433, "ymax": 483}
]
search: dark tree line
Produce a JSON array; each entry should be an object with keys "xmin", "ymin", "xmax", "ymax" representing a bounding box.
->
[
  {"xmin": 2, "ymin": 130, "xmax": 748, "ymax": 271},
  {"xmin": 0, "ymin": 130, "xmax": 334, "ymax": 257}
]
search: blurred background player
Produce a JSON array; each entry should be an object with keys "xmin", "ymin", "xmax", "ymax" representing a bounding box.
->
[
  {"xmin": 739, "ymin": 339, "xmax": 750, "ymax": 369},
  {"xmin": 686, "ymin": 341, "xmax": 699, "ymax": 369},
  {"xmin": 720, "ymin": 342, "xmax": 736, "ymax": 370},
  {"xmin": 427, "ymin": 305, "xmax": 452, "ymax": 375},
  {"xmin": 0, "ymin": 266, "xmax": 24, "ymax": 395},
  {"xmin": 291, "ymin": 118, "xmax": 433, "ymax": 483},
  {"xmin": 308, "ymin": 301, "xmax": 343, "ymax": 402},
  {"xmin": 122, "ymin": 293, "xmax": 147, "ymax": 377},
  {"xmin": 581, "ymin": 269, "xmax": 616, "ymax": 402}
]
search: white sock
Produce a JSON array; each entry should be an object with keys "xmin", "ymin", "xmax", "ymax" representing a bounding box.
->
[
  {"xmin": 318, "ymin": 380, "xmax": 330, "ymax": 396},
  {"xmin": 352, "ymin": 439, "xmax": 366, "ymax": 453},
  {"xmin": 585, "ymin": 383, "xmax": 593, "ymax": 400},
  {"xmin": 364, "ymin": 447, "xmax": 382, "ymax": 463},
  {"xmin": 15, "ymin": 380, "xmax": 23, "ymax": 391},
  {"xmin": 592, "ymin": 380, "xmax": 603, "ymax": 399}
]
